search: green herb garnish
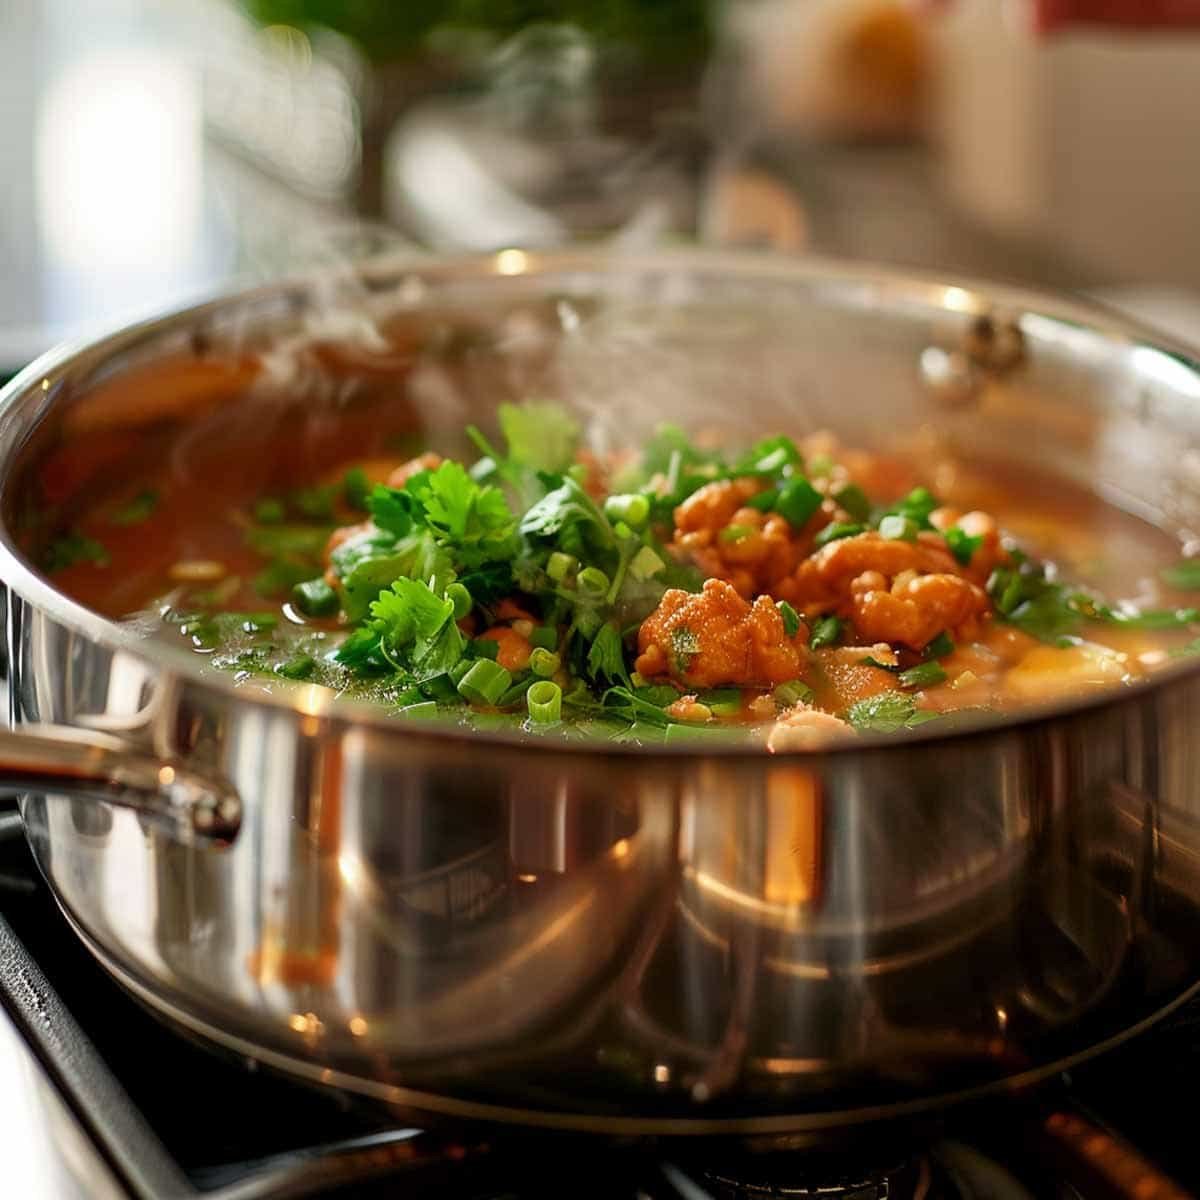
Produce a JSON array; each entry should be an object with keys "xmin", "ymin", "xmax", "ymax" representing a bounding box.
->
[
  {"xmin": 44, "ymin": 533, "xmax": 109, "ymax": 571},
  {"xmin": 945, "ymin": 527, "xmax": 983, "ymax": 566},
  {"xmin": 898, "ymin": 661, "xmax": 948, "ymax": 690},
  {"xmin": 776, "ymin": 478, "xmax": 823, "ymax": 529},
  {"xmin": 846, "ymin": 693, "xmax": 940, "ymax": 733},
  {"xmin": 111, "ymin": 490, "xmax": 159, "ymax": 526},
  {"xmin": 671, "ymin": 626, "xmax": 700, "ymax": 673},
  {"xmin": 880, "ymin": 487, "xmax": 939, "ymax": 531},
  {"xmin": 809, "ymin": 615, "xmax": 842, "ymax": 650},
  {"xmin": 924, "ymin": 631, "xmax": 954, "ymax": 659},
  {"xmin": 832, "ymin": 482, "xmax": 871, "ymax": 522},
  {"xmin": 814, "ymin": 522, "xmax": 864, "ymax": 548},
  {"xmin": 776, "ymin": 600, "xmax": 801, "ymax": 638}
]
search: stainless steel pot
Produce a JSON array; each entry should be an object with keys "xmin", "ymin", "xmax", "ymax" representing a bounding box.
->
[{"xmin": 3, "ymin": 249, "xmax": 1200, "ymax": 1136}]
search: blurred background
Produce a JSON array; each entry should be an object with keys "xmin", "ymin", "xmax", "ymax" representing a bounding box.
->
[{"xmin": 3, "ymin": 0, "xmax": 1200, "ymax": 376}]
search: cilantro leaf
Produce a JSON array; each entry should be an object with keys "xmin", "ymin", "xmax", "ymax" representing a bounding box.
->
[
  {"xmin": 337, "ymin": 577, "xmax": 465, "ymax": 680},
  {"xmin": 367, "ymin": 484, "xmax": 416, "ymax": 538},
  {"xmin": 417, "ymin": 461, "xmax": 517, "ymax": 567},
  {"xmin": 989, "ymin": 563, "xmax": 1199, "ymax": 641},
  {"xmin": 520, "ymin": 474, "xmax": 612, "ymax": 545},
  {"xmin": 945, "ymin": 528, "xmax": 983, "ymax": 567},
  {"xmin": 987, "ymin": 565, "xmax": 1079, "ymax": 641},
  {"xmin": 846, "ymin": 693, "xmax": 940, "ymax": 733},
  {"xmin": 670, "ymin": 625, "xmax": 700, "ymax": 673},
  {"xmin": 498, "ymin": 403, "xmax": 580, "ymax": 474},
  {"xmin": 333, "ymin": 527, "xmax": 455, "ymax": 621},
  {"xmin": 586, "ymin": 621, "xmax": 631, "ymax": 688},
  {"xmin": 457, "ymin": 561, "xmax": 515, "ymax": 604},
  {"xmin": 601, "ymin": 686, "xmax": 675, "ymax": 727}
]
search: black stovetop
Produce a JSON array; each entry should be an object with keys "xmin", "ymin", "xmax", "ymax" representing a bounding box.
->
[{"xmin": 0, "ymin": 808, "xmax": 1197, "ymax": 1200}]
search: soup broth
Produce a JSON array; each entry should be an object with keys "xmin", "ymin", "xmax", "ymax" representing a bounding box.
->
[{"xmin": 28, "ymin": 342, "xmax": 1200, "ymax": 750}]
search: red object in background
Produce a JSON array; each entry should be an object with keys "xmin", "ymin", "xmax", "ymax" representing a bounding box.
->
[
  {"xmin": 911, "ymin": 0, "xmax": 1200, "ymax": 32},
  {"xmin": 1034, "ymin": 0, "xmax": 1200, "ymax": 32}
]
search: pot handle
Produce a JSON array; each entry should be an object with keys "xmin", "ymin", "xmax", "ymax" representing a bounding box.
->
[{"xmin": 0, "ymin": 723, "xmax": 240, "ymax": 845}]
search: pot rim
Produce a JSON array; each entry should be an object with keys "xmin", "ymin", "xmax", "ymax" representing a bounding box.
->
[{"xmin": 3, "ymin": 244, "xmax": 1200, "ymax": 761}]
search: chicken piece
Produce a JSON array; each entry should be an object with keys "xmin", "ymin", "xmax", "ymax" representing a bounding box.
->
[
  {"xmin": 851, "ymin": 571, "xmax": 989, "ymax": 651},
  {"xmin": 635, "ymin": 578, "xmax": 809, "ymax": 690},
  {"xmin": 672, "ymin": 481, "xmax": 814, "ymax": 598},
  {"xmin": 786, "ymin": 530, "xmax": 991, "ymax": 649},
  {"xmin": 767, "ymin": 705, "xmax": 853, "ymax": 752},
  {"xmin": 674, "ymin": 478, "xmax": 766, "ymax": 535}
]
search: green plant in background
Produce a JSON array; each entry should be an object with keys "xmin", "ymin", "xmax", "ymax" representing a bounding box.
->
[{"xmin": 240, "ymin": 0, "xmax": 713, "ymax": 64}]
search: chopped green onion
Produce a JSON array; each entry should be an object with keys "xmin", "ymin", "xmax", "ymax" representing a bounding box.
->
[
  {"xmin": 291, "ymin": 578, "xmax": 339, "ymax": 618},
  {"xmin": 529, "ymin": 625, "xmax": 558, "ymax": 650},
  {"xmin": 577, "ymin": 566, "xmax": 610, "ymax": 596},
  {"xmin": 945, "ymin": 527, "xmax": 983, "ymax": 566},
  {"xmin": 807, "ymin": 454, "xmax": 835, "ymax": 478},
  {"xmin": 276, "ymin": 654, "xmax": 315, "ymax": 680},
  {"xmin": 604, "ymin": 493, "xmax": 650, "ymax": 529},
  {"xmin": 814, "ymin": 522, "xmax": 864, "ymax": 548},
  {"xmin": 774, "ymin": 679, "xmax": 815, "ymax": 708},
  {"xmin": 457, "ymin": 659, "xmax": 513, "ymax": 707},
  {"xmin": 530, "ymin": 647, "xmax": 561, "ymax": 677},
  {"xmin": 397, "ymin": 701, "xmax": 438, "ymax": 719},
  {"xmin": 446, "ymin": 582, "xmax": 473, "ymax": 619},
  {"xmin": 809, "ymin": 615, "xmax": 842, "ymax": 649},
  {"xmin": 776, "ymin": 600, "xmax": 801, "ymax": 638},
  {"xmin": 470, "ymin": 638, "xmax": 500, "ymax": 660},
  {"xmin": 547, "ymin": 551, "xmax": 578, "ymax": 582},
  {"xmin": 253, "ymin": 498, "xmax": 285, "ymax": 524},
  {"xmin": 629, "ymin": 546, "xmax": 665, "ymax": 581},
  {"xmin": 746, "ymin": 488, "xmax": 778, "ymax": 512},
  {"xmin": 898, "ymin": 661, "xmax": 948, "ymax": 690},
  {"xmin": 527, "ymin": 680, "xmax": 563, "ymax": 724},
  {"xmin": 832, "ymin": 483, "xmax": 871, "ymax": 523},
  {"xmin": 699, "ymin": 688, "xmax": 742, "ymax": 717},
  {"xmin": 776, "ymin": 478, "xmax": 823, "ymax": 528},
  {"xmin": 879, "ymin": 514, "xmax": 919, "ymax": 542},
  {"xmin": 924, "ymin": 631, "xmax": 954, "ymax": 659},
  {"xmin": 719, "ymin": 524, "xmax": 754, "ymax": 544},
  {"xmin": 883, "ymin": 486, "xmax": 939, "ymax": 531}
]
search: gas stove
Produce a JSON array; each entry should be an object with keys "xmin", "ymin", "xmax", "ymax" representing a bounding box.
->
[{"xmin": 0, "ymin": 809, "xmax": 1196, "ymax": 1200}]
